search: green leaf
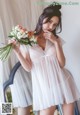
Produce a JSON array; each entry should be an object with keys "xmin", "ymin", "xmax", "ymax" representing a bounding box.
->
[
  {"xmin": 0, "ymin": 44, "xmax": 12, "ymax": 61},
  {"xmin": 3, "ymin": 45, "xmax": 12, "ymax": 61},
  {"xmin": 8, "ymin": 35, "xmax": 14, "ymax": 38}
]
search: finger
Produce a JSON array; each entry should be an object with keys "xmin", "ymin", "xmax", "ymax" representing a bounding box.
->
[
  {"xmin": 44, "ymin": 31, "xmax": 51, "ymax": 35},
  {"xmin": 12, "ymin": 37, "xmax": 16, "ymax": 40},
  {"xmin": 11, "ymin": 39, "xmax": 16, "ymax": 42},
  {"xmin": 44, "ymin": 33, "xmax": 50, "ymax": 37},
  {"xmin": 44, "ymin": 35, "xmax": 50, "ymax": 39},
  {"xmin": 45, "ymin": 30, "xmax": 52, "ymax": 34},
  {"xmin": 44, "ymin": 34, "xmax": 51, "ymax": 39},
  {"xmin": 8, "ymin": 39, "xmax": 17, "ymax": 45},
  {"xmin": 8, "ymin": 40, "xmax": 13, "ymax": 44}
]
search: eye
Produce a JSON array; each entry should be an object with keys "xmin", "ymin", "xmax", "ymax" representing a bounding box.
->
[
  {"xmin": 53, "ymin": 24, "xmax": 57, "ymax": 27},
  {"xmin": 48, "ymin": 20, "xmax": 52, "ymax": 23}
]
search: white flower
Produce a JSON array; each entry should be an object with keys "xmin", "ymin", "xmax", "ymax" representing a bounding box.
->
[
  {"xmin": 30, "ymin": 36, "xmax": 37, "ymax": 42},
  {"xmin": 17, "ymin": 32, "xmax": 23, "ymax": 39},
  {"xmin": 15, "ymin": 26, "xmax": 20, "ymax": 31},
  {"xmin": 10, "ymin": 32, "xmax": 15, "ymax": 36},
  {"xmin": 22, "ymin": 34, "xmax": 28, "ymax": 38},
  {"xmin": 9, "ymin": 25, "xmax": 37, "ymax": 43},
  {"xmin": 19, "ymin": 30, "xmax": 24, "ymax": 35},
  {"xmin": 14, "ymin": 29, "xmax": 18, "ymax": 35},
  {"xmin": 25, "ymin": 31, "xmax": 28, "ymax": 34}
]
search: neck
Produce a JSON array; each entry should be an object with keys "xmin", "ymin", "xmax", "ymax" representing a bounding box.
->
[{"xmin": 39, "ymin": 31, "xmax": 44, "ymax": 39}]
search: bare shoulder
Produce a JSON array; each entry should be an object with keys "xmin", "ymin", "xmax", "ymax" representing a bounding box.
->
[{"xmin": 56, "ymin": 36, "xmax": 65, "ymax": 46}]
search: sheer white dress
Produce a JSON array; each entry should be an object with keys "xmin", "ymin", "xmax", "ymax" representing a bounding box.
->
[{"xmin": 21, "ymin": 37, "xmax": 80, "ymax": 111}]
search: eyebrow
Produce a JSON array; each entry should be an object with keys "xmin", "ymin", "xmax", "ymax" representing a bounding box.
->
[{"xmin": 50, "ymin": 19, "xmax": 58, "ymax": 24}]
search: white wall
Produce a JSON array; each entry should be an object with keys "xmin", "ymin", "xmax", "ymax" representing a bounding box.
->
[{"xmin": 56, "ymin": 0, "xmax": 80, "ymax": 92}]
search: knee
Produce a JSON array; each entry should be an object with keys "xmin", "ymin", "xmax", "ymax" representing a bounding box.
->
[
  {"xmin": 40, "ymin": 106, "xmax": 56, "ymax": 115},
  {"xmin": 18, "ymin": 106, "xmax": 31, "ymax": 115}
]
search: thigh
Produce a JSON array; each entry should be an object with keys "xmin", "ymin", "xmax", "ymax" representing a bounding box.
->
[
  {"xmin": 39, "ymin": 106, "xmax": 56, "ymax": 115},
  {"xmin": 62, "ymin": 102, "xmax": 75, "ymax": 115},
  {"xmin": 18, "ymin": 106, "xmax": 32, "ymax": 115}
]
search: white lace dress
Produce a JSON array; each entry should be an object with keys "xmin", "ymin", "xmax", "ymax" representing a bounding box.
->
[{"xmin": 23, "ymin": 38, "xmax": 80, "ymax": 111}]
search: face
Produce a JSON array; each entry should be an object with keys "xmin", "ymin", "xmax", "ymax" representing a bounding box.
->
[{"xmin": 42, "ymin": 16, "xmax": 59, "ymax": 32}]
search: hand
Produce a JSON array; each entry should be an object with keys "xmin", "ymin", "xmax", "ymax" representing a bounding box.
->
[
  {"xmin": 43, "ymin": 30, "xmax": 57, "ymax": 44},
  {"xmin": 8, "ymin": 38, "xmax": 20, "ymax": 52}
]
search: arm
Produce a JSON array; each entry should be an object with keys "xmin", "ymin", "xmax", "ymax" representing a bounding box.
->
[
  {"xmin": 44, "ymin": 31, "xmax": 66, "ymax": 68},
  {"xmin": 14, "ymin": 47, "xmax": 32, "ymax": 72},
  {"xmin": 9, "ymin": 39, "xmax": 32, "ymax": 72},
  {"xmin": 53, "ymin": 39, "xmax": 66, "ymax": 68}
]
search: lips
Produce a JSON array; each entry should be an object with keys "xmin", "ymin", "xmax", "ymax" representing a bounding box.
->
[
  {"xmin": 44, "ymin": 29, "xmax": 53, "ymax": 32},
  {"xmin": 48, "ymin": 29, "xmax": 53, "ymax": 32}
]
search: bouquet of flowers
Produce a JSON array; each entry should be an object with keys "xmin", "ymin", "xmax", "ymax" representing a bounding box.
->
[{"xmin": 0, "ymin": 25, "xmax": 37, "ymax": 61}]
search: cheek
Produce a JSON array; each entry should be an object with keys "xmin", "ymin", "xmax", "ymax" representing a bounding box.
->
[
  {"xmin": 52, "ymin": 26, "xmax": 56, "ymax": 30},
  {"xmin": 42, "ymin": 24, "xmax": 49, "ymax": 30}
]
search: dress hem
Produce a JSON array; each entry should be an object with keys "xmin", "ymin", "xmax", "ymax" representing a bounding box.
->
[
  {"xmin": 13, "ymin": 103, "xmax": 32, "ymax": 108},
  {"xmin": 33, "ymin": 97, "xmax": 80, "ymax": 111}
]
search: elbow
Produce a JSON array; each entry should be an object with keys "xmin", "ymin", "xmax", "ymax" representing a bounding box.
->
[
  {"xmin": 60, "ymin": 63, "xmax": 65, "ymax": 68},
  {"xmin": 22, "ymin": 62, "xmax": 32, "ymax": 72},
  {"xmin": 60, "ymin": 58, "xmax": 66, "ymax": 68},
  {"xmin": 22, "ymin": 66, "xmax": 32, "ymax": 72},
  {"xmin": 25, "ymin": 64, "xmax": 32, "ymax": 72},
  {"xmin": 27, "ymin": 66, "xmax": 32, "ymax": 72}
]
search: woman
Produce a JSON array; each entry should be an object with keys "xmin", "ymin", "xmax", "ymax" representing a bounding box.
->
[{"xmin": 9, "ymin": 2, "xmax": 80, "ymax": 115}]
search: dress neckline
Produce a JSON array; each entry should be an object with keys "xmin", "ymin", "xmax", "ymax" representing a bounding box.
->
[{"xmin": 37, "ymin": 39, "xmax": 48, "ymax": 52}]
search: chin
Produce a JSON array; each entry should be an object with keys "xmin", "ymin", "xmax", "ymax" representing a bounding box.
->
[{"xmin": 43, "ymin": 29, "xmax": 48, "ymax": 32}]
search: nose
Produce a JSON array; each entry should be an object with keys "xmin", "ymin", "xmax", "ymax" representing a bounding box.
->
[{"xmin": 49, "ymin": 24, "xmax": 53, "ymax": 30}]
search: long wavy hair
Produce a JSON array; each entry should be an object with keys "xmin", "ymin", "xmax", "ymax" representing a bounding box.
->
[{"xmin": 34, "ymin": 2, "xmax": 62, "ymax": 37}]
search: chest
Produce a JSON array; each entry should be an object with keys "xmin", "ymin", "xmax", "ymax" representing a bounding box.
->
[
  {"xmin": 29, "ymin": 40, "xmax": 57, "ymax": 62},
  {"xmin": 37, "ymin": 38, "xmax": 46, "ymax": 51}
]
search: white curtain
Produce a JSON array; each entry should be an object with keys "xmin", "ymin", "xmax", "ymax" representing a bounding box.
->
[{"xmin": 0, "ymin": 0, "xmax": 45, "ymax": 103}]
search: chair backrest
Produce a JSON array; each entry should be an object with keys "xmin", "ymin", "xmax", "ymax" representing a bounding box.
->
[{"xmin": 3, "ymin": 62, "xmax": 21, "ymax": 102}]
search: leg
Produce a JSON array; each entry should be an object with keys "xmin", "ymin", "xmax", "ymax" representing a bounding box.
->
[
  {"xmin": 62, "ymin": 102, "xmax": 75, "ymax": 115},
  {"xmin": 18, "ymin": 106, "xmax": 32, "ymax": 115},
  {"xmin": 39, "ymin": 106, "xmax": 56, "ymax": 115}
]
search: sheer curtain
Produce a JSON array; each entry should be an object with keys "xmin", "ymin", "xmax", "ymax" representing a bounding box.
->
[
  {"xmin": 0, "ymin": 0, "xmax": 45, "ymax": 104},
  {"xmin": 0, "ymin": 0, "xmax": 41, "ymax": 102}
]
